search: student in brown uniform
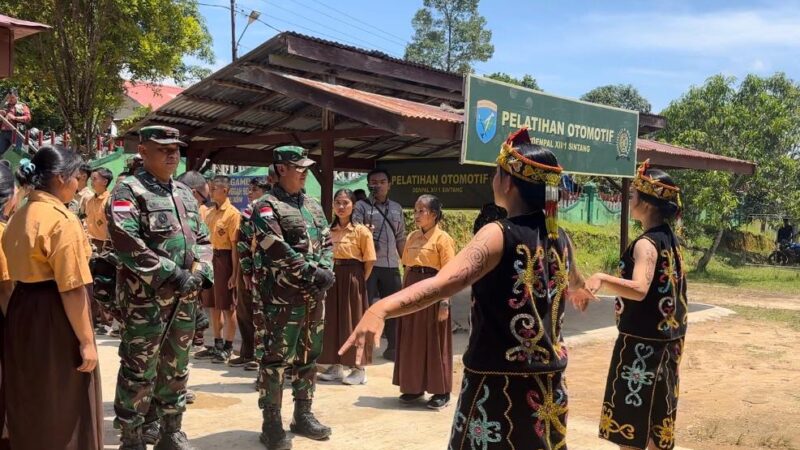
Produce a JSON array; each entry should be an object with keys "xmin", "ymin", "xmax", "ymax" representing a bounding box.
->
[
  {"xmin": 176, "ymin": 171, "xmax": 212, "ymax": 354},
  {"xmin": 201, "ymin": 175, "xmax": 241, "ymax": 363},
  {"xmin": 0, "ymin": 161, "xmax": 16, "ymax": 450},
  {"xmin": 229, "ymin": 177, "xmax": 272, "ymax": 370},
  {"xmin": 73, "ymin": 163, "xmax": 93, "ymax": 217},
  {"xmin": 85, "ymin": 167, "xmax": 114, "ymax": 333},
  {"xmin": 318, "ymin": 189, "xmax": 376, "ymax": 385},
  {"xmin": 394, "ymin": 194, "xmax": 456, "ymax": 410},
  {"xmin": 2, "ymin": 145, "xmax": 103, "ymax": 450}
]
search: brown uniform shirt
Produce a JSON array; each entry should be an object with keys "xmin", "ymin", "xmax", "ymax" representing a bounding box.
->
[
  {"xmin": 199, "ymin": 204, "xmax": 209, "ymax": 222},
  {"xmin": 0, "ymin": 222, "xmax": 9, "ymax": 281},
  {"xmin": 84, "ymin": 190, "xmax": 110, "ymax": 241},
  {"xmin": 2, "ymin": 190, "xmax": 92, "ymax": 292},
  {"xmin": 76, "ymin": 186, "xmax": 93, "ymax": 217},
  {"xmin": 331, "ymin": 222, "xmax": 377, "ymax": 262},
  {"xmin": 401, "ymin": 225, "xmax": 456, "ymax": 271},
  {"xmin": 206, "ymin": 198, "xmax": 241, "ymax": 250}
]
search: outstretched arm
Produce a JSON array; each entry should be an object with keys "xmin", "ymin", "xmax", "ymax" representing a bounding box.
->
[
  {"xmin": 339, "ymin": 223, "xmax": 504, "ymax": 363},
  {"xmin": 585, "ymin": 239, "xmax": 657, "ymax": 302}
]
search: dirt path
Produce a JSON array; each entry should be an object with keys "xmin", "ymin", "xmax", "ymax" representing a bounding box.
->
[
  {"xmin": 688, "ymin": 283, "xmax": 800, "ymax": 310},
  {"xmin": 94, "ymin": 282, "xmax": 799, "ymax": 450}
]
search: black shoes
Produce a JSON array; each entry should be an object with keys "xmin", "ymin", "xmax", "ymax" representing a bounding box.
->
[
  {"xmin": 260, "ymin": 406, "xmax": 292, "ymax": 450},
  {"xmin": 290, "ymin": 399, "xmax": 331, "ymax": 440},
  {"xmin": 399, "ymin": 393, "xmax": 424, "ymax": 403},
  {"xmin": 427, "ymin": 393, "xmax": 451, "ymax": 410}
]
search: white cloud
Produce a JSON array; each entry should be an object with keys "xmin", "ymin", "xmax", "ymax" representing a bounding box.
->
[{"xmin": 579, "ymin": 6, "xmax": 800, "ymax": 54}]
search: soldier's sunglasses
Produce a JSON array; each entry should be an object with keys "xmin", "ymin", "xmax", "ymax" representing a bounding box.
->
[{"xmin": 291, "ymin": 165, "xmax": 309, "ymax": 173}]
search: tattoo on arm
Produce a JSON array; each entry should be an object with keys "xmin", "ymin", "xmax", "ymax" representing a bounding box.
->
[
  {"xmin": 396, "ymin": 284, "xmax": 443, "ymax": 314},
  {"xmin": 447, "ymin": 233, "xmax": 491, "ymax": 284}
]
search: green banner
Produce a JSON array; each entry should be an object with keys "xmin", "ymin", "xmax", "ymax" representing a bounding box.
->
[
  {"xmin": 377, "ymin": 158, "xmax": 494, "ymax": 209},
  {"xmin": 462, "ymin": 75, "xmax": 639, "ymax": 177}
]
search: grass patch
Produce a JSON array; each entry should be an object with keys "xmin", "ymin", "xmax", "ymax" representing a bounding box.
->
[
  {"xmin": 687, "ymin": 257, "xmax": 800, "ymax": 294},
  {"xmin": 727, "ymin": 305, "xmax": 800, "ymax": 331}
]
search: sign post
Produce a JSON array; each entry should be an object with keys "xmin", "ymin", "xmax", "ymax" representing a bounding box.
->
[{"xmin": 463, "ymin": 75, "xmax": 639, "ymax": 177}]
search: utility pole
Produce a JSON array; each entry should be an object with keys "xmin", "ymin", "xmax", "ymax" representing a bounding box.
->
[{"xmin": 230, "ymin": 0, "xmax": 237, "ymax": 61}]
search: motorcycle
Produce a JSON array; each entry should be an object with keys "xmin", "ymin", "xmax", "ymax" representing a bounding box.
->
[{"xmin": 768, "ymin": 241, "xmax": 800, "ymax": 266}]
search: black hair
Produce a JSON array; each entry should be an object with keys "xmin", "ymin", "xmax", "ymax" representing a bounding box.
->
[
  {"xmin": 500, "ymin": 143, "xmax": 560, "ymax": 212},
  {"xmin": 250, "ymin": 177, "xmax": 271, "ymax": 191},
  {"xmin": 473, "ymin": 202, "xmax": 508, "ymax": 234},
  {"xmin": 367, "ymin": 168, "xmax": 391, "ymax": 183},
  {"xmin": 78, "ymin": 163, "xmax": 92, "ymax": 178},
  {"xmin": 18, "ymin": 145, "xmax": 84, "ymax": 191},
  {"xmin": 92, "ymin": 167, "xmax": 113, "ymax": 187},
  {"xmin": 416, "ymin": 194, "xmax": 444, "ymax": 224},
  {"xmin": 249, "ymin": 177, "xmax": 263, "ymax": 187},
  {"xmin": 637, "ymin": 168, "xmax": 680, "ymax": 220},
  {"xmin": 0, "ymin": 160, "xmax": 14, "ymax": 216},
  {"xmin": 14, "ymin": 165, "xmax": 31, "ymax": 188},
  {"xmin": 331, "ymin": 188, "xmax": 357, "ymax": 228},
  {"xmin": 353, "ymin": 189, "xmax": 367, "ymax": 201},
  {"xmin": 212, "ymin": 175, "xmax": 231, "ymax": 188},
  {"xmin": 176, "ymin": 171, "xmax": 207, "ymax": 190}
]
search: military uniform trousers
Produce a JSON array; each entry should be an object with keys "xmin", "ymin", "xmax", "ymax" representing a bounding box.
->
[
  {"xmin": 114, "ymin": 286, "xmax": 197, "ymax": 429},
  {"xmin": 257, "ymin": 298, "xmax": 324, "ymax": 410}
]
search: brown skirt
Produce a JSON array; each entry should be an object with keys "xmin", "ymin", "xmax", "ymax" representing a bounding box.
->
[
  {"xmin": 319, "ymin": 260, "xmax": 371, "ymax": 366},
  {"xmin": 4, "ymin": 281, "xmax": 103, "ymax": 450},
  {"xmin": 393, "ymin": 269, "xmax": 453, "ymax": 395},
  {"xmin": 211, "ymin": 250, "xmax": 235, "ymax": 310}
]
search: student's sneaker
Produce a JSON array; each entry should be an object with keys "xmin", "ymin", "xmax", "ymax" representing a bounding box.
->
[
  {"xmin": 341, "ymin": 367, "xmax": 367, "ymax": 385},
  {"xmin": 244, "ymin": 361, "xmax": 260, "ymax": 371},
  {"xmin": 427, "ymin": 393, "xmax": 451, "ymax": 410},
  {"xmin": 317, "ymin": 364, "xmax": 344, "ymax": 381},
  {"xmin": 193, "ymin": 347, "xmax": 217, "ymax": 360},
  {"xmin": 212, "ymin": 348, "xmax": 231, "ymax": 364},
  {"xmin": 228, "ymin": 356, "xmax": 254, "ymax": 367},
  {"xmin": 399, "ymin": 393, "xmax": 424, "ymax": 403}
]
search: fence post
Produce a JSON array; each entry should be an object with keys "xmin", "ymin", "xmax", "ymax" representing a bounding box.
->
[{"xmin": 584, "ymin": 182, "xmax": 597, "ymax": 225}]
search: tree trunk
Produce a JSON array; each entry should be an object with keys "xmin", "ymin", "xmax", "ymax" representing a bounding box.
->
[{"xmin": 695, "ymin": 227, "xmax": 725, "ymax": 272}]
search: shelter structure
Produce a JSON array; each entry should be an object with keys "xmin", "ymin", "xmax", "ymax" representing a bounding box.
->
[
  {"xmin": 126, "ymin": 32, "xmax": 755, "ymax": 251},
  {"xmin": 0, "ymin": 14, "xmax": 50, "ymax": 78}
]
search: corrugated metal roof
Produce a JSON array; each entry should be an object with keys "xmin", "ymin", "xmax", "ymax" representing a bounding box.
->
[
  {"xmin": 637, "ymin": 138, "xmax": 756, "ymax": 174},
  {"xmin": 280, "ymin": 74, "xmax": 462, "ymax": 123}
]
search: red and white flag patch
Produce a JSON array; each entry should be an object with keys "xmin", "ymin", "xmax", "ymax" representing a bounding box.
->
[
  {"xmin": 259, "ymin": 206, "xmax": 274, "ymax": 218},
  {"xmin": 242, "ymin": 207, "xmax": 252, "ymax": 220},
  {"xmin": 112, "ymin": 200, "xmax": 133, "ymax": 213}
]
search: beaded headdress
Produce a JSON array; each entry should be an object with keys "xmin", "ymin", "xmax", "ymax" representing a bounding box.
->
[
  {"xmin": 496, "ymin": 127, "xmax": 563, "ymax": 239},
  {"xmin": 633, "ymin": 159, "xmax": 682, "ymax": 209}
]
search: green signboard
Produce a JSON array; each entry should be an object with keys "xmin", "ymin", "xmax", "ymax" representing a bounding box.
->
[
  {"xmin": 462, "ymin": 75, "xmax": 639, "ymax": 177},
  {"xmin": 377, "ymin": 158, "xmax": 495, "ymax": 209}
]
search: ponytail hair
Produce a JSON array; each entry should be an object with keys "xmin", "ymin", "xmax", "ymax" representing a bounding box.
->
[{"xmin": 17, "ymin": 145, "xmax": 84, "ymax": 191}]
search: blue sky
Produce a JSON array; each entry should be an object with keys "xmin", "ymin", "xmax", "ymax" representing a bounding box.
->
[{"xmin": 196, "ymin": 0, "xmax": 800, "ymax": 112}]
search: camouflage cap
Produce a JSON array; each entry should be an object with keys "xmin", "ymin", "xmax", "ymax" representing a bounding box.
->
[
  {"xmin": 273, "ymin": 145, "xmax": 315, "ymax": 167},
  {"xmin": 139, "ymin": 125, "xmax": 187, "ymax": 147}
]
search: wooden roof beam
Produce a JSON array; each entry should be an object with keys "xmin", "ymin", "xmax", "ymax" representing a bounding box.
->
[
  {"xmin": 370, "ymin": 137, "xmax": 428, "ymax": 160},
  {"xmin": 285, "ymin": 34, "xmax": 463, "ymax": 92},
  {"xmin": 418, "ymin": 140, "xmax": 460, "ymax": 157},
  {"xmin": 264, "ymin": 56, "xmax": 464, "ymax": 103},
  {"xmin": 236, "ymin": 67, "xmax": 460, "ymax": 140},
  {"xmin": 192, "ymin": 127, "xmax": 393, "ymax": 150},
  {"xmin": 341, "ymin": 135, "xmax": 396, "ymax": 157},
  {"xmin": 187, "ymin": 92, "xmax": 281, "ymax": 137}
]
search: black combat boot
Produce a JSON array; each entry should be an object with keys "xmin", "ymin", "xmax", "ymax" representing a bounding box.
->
[
  {"xmin": 259, "ymin": 406, "xmax": 292, "ymax": 450},
  {"xmin": 142, "ymin": 404, "xmax": 161, "ymax": 445},
  {"xmin": 153, "ymin": 414, "xmax": 197, "ymax": 450},
  {"xmin": 118, "ymin": 425, "xmax": 146, "ymax": 450},
  {"xmin": 289, "ymin": 399, "xmax": 331, "ymax": 440},
  {"xmin": 142, "ymin": 419, "xmax": 160, "ymax": 445}
]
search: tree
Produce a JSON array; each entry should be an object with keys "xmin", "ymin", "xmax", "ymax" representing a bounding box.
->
[
  {"xmin": 659, "ymin": 73, "xmax": 800, "ymax": 271},
  {"xmin": 485, "ymin": 72, "xmax": 541, "ymax": 91},
  {"xmin": 405, "ymin": 0, "xmax": 494, "ymax": 74},
  {"xmin": 1, "ymin": 0, "xmax": 214, "ymax": 156},
  {"xmin": 580, "ymin": 84, "xmax": 652, "ymax": 113},
  {"xmin": 0, "ymin": 79, "xmax": 65, "ymax": 131}
]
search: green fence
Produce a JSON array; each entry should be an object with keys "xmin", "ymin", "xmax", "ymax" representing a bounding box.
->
[{"xmin": 559, "ymin": 183, "xmax": 622, "ymax": 226}]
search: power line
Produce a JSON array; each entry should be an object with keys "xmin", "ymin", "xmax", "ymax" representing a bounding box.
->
[
  {"xmin": 197, "ymin": 2, "xmax": 282, "ymax": 33},
  {"xmin": 285, "ymin": 0, "xmax": 407, "ymax": 47},
  {"xmin": 299, "ymin": 0, "xmax": 409, "ymax": 45},
  {"xmin": 258, "ymin": 0, "xmax": 403, "ymax": 57}
]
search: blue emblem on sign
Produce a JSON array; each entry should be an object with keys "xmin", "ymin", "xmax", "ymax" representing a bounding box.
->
[{"xmin": 475, "ymin": 99, "xmax": 498, "ymax": 144}]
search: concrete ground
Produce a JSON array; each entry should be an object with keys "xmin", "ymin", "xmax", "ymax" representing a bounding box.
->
[{"xmin": 97, "ymin": 293, "xmax": 722, "ymax": 449}]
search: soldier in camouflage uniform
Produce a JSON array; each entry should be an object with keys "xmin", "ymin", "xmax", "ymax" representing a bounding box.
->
[
  {"xmin": 107, "ymin": 125, "xmax": 213, "ymax": 450},
  {"xmin": 239, "ymin": 146, "xmax": 335, "ymax": 450}
]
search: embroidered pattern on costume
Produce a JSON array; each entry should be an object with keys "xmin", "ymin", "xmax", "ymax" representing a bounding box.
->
[
  {"xmin": 621, "ymin": 343, "xmax": 655, "ymax": 407},
  {"xmin": 652, "ymin": 417, "xmax": 675, "ymax": 449},
  {"xmin": 599, "ymin": 403, "xmax": 635, "ymax": 440},
  {"xmin": 509, "ymin": 245, "xmax": 545, "ymax": 309},
  {"xmin": 526, "ymin": 373, "xmax": 568, "ymax": 450},
  {"xmin": 547, "ymin": 246, "xmax": 569, "ymax": 359},
  {"xmin": 466, "ymin": 385, "xmax": 503, "ymax": 450},
  {"xmin": 506, "ymin": 244, "xmax": 549, "ymax": 364}
]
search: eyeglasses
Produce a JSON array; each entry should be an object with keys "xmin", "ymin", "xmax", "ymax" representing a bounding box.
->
[
  {"xmin": 292, "ymin": 165, "xmax": 309, "ymax": 173},
  {"xmin": 194, "ymin": 189, "xmax": 209, "ymax": 205}
]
